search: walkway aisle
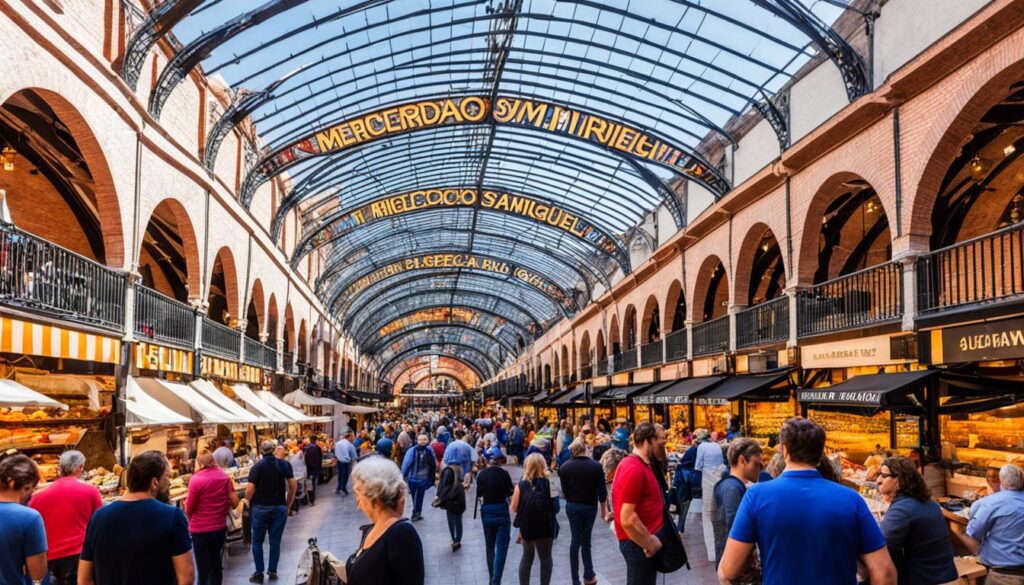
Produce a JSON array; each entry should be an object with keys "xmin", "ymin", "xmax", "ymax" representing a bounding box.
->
[{"xmin": 224, "ymin": 466, "xmax": 717, "ymax": 584}]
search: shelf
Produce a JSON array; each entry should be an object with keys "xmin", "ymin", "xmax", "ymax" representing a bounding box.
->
[{"xmin": 0, "ymin": 417, "xmax": 103, "ymax": 427}]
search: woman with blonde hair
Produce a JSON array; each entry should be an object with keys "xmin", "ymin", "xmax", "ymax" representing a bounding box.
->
[{"xmin": 512, "ymin": 453, "xmax": 559, "ymax": 585}]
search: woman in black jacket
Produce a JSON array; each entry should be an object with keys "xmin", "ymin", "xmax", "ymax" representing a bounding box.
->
[{"xmin": 512, "ymin": 453, "xmax": 558, "ymax": 585}]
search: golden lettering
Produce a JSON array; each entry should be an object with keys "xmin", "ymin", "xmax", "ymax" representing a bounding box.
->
[{"xmin": 493, "ymin": 97, "xmax": 516, "ymax": 123}]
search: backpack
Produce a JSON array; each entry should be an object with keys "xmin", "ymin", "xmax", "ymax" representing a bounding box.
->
[
  {"xmin": 515, "ymin": 477, "xmax": 553, "ymax": 540},
  {"xmin": 436, "ymin": 465, "xmax": 466, "ymax": 513}
]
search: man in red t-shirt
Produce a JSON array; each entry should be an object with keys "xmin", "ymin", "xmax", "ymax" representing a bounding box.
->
[
  {"xmin": 29, "ymin": 450, "xmax": 102, "ymax": 585},
  {"xmin": 612, "ymin": 421, "xmax": 666, "ymax": 585}
]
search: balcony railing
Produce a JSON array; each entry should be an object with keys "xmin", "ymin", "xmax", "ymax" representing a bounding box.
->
[
  {"xmin": 0, "ymin": 224, "xmax": 125, "ymax": 333},
  {"xmin": 133, "ymin": 285, "xmax": 195, "ymax": 349},
  {"xmin": 918, "ymin": 222, "xmax": 1024, "ymax": 314},
  {"xmin": 243, "ymin": 336, "xmax": 277, "ymax": 369},
  {"xmin": 596, "ymin": 357, "xmax": 609, "ymax": 377},
  {"xmin": 693, "ymin": 314, "xmax": 730, "ymax": 357},
  {"xmin": 797, "ymin": 262, "xmax": 903, "ymax": 337},
  {"xmin": 615, "ymin": 347, "xmax": 638, "ymax": 372},
  {"xmin": 283, "ymin": 351, "xmax": 294, "ymax": 372},
  {"xmin": 201, "ymin": 317, "xmax": 240, "ymax": 360},
  {"xmin": 579, "ymin": 363, "xmax": 593, "ymax": 380},
  {"xmin": 736, "ymin": 296, "xmax": 789, "ymax": 349},
  {"xmin": 640, "ymin": 339, "xmax": 663, "ymax": 367},
  {"xmin": 664, "ymin": 328, "xmax": 687, "ymax": 362}
]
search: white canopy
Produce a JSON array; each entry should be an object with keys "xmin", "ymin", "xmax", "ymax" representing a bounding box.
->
[
  {"xmin": 0, "ymin": 379, "xmax": 68, "ymax": 410},
  {"xmin": 134, "ymin": 377, "xmax": 244, "ymax": 425},
  {"xmin": 259, "ymin": 391, "xmax": 330, "ymax": 423},
  {"xmin": 14, "ymin": 372, "xmax": 102, "ymax": 410},
  {"xmin": 190, "ymin": 379, "xmax": 271, "ymax": 425},
  {"xmin": 335, "ymin": 403, "xmax": 379, "ymax": 414},
  {"xmin": 230, "ymin": 384, "xmax": 294, "ymax": 424},
  {"xmin": 124, "ymin": 377, "xmax": 192, "ymax": 427},
  {"xmin": 282, "ymin": 390, "xmax": 339, "ymax": 408}
]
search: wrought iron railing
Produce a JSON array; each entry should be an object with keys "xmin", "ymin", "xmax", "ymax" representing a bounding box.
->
[
  {"xmin": 693, "ymin": 314, "xmax": 730, "ymax": 357},
  {"xmin": 736, "ymin": 296, "xmax": 789, "ymax": 349},
  {"xmin": 243, "ymin": 337, "xmax": 278, "ymax": 370},
  {"xmin": 283, "ymin": 351, "xmax": 294, "ymax": 372},
  {"xmin": 640, "ymin": 339, "xmax": 663, "ymax": 367},
  {"xmin": 579, "ymin": 363, "xmax": 593, "ymax": 380},
  {"xmin": 664, "ymin": 328, "xmax": 688, "ymax": 362},
  {"xmin": 918, "ymin": 223, "xmax": 1024, "ymax": 314},
  {"xmin": 596, "ymin": 357, "xmax": 609, "ymax": 377},
  {"xmin": 201, "ymin": 317, "xmax": 240, "ymax": 360},
  {"xmin": 797, "ymin": 262, "xmax": 903, "ymax": 337},
  {"xmin": 133, "ymin": 285, "xmax": 195, "ymax": 349},
  {"xmin": 615, "ymin": 347, "xmax": 638, "ymax": 372},
  {"xmin": 0, "ymin": 224, "xmax": 125, "ymax": 332}
]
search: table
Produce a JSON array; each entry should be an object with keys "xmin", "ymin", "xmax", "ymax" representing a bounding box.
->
[{"xmin": 953, "ymin": 556, "xmax": 986, "ymax": 584}]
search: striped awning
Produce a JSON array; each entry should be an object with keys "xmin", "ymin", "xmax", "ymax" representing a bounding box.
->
[{"xmin": 0, "ymin": 316, "xmax": 120, "ymax": 364}]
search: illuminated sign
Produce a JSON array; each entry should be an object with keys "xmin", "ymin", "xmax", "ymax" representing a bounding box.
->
[
  {"xmin": 299, "ymin": 187, "xmax": 622, "ymax": 262},
  {"xmin": 244, "ymin": 95, "xmax": 728, "ymax": 204},
  {"xmin": 378, "ymin": 307, "xmax": 480, "ymax": 337}
]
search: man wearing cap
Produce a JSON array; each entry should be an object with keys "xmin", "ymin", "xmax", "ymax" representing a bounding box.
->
[
  {"xmin": 476, "ymin": 446, "xmax": 514, "ymax": 585},
  {"xmin": 245, "ymin": 441, "xmax": 297, "ymax": 584},
  {"xmin": 612, "ymin": 418, "xmax": 631, "ymax": 452}
]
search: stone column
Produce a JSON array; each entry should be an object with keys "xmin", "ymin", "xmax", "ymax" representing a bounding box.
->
[
  {"xmin": 685, "ymin": 320, "xmax": 694, "ymax": 361},
  {"xmin": 236, "ymin": 318, "xmax": 248, "ymax": 363}
]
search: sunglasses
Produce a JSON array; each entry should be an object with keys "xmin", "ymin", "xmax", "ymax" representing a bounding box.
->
[{"xmin": 877, "ymin": 472, "xmax": 895, "ymax": 479}]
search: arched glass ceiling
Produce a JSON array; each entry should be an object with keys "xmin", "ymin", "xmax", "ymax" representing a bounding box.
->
[{"xmin": 156, "ymin": 0, "xmax": 864, "ymax": 380}]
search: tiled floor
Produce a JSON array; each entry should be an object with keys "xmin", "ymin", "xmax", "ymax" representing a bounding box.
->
[{"xmin": 224, "ymin": 465, "xmax": 718, "ymax": 584}]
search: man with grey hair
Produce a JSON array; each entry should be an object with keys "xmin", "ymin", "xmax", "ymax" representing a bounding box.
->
[
  {"xmin": 29, "ymin": 450, "xmax": 102, "ymax": 585},
  {"xmin": 245, "ymin": 441, "xmax": 297, "ymax": 583},
  {"xmin": 956, "ymin": 464, "xmax": 1024, "ymax": 584}
]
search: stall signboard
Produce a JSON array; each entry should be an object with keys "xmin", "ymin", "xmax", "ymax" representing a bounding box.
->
[
  {"xmin": 201, "ymin": 356, "xmax": 239, "ymax": 381},
  {"xmin": 797, "ymin": 388, "xmax": 883, "ymax": 406},
  {"xmin": 694, "ymin": 397, "xmax": 730, "ymax": 406},
  {"xmin": 251, "ymin": 96, "xmax": 725, "ymax": 198},
  {"xmin": 239, "ymin": 364, "xmax": 262, "ymax": 384},
  {"xmin": 801, "ymin": 334, "xmax": 910, "ymax": 369},
  {"xmin": 927, "ymin": 317, "xmax": 1024, "ymax": 364},
  {"xmin": 0, "ymin": 315, "xmax": 121, "ymax": 364},
  {"xmin": 134, "ymin": 342, "xmax": 193, "ymax": 375},
  {"xmin": 646, "ymin": 395, "xmax": 691, "ymax": 405}
]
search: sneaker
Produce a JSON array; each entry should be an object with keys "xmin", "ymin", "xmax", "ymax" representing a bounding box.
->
[
  {"xmin": 249, "ymin": 572, "xmax": 264, "ymax": 584},
  {"xmin": 412, "ymin": 514, "xmax": 423, "ymax": 521},
  {"xmin": 451, "ymin": 542, "xmax": 461, "ymax": 551},
  {"xmin": 267, "ymin": 572, "xmax": 279, "ymax": 581}
]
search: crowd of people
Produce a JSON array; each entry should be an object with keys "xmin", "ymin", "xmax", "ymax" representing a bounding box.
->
[{"xmin": 1, "ymin": 406, "xmax": 1023, "ymax": 585}]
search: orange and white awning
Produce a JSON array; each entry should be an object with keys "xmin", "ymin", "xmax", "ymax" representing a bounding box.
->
[{"xmin": 0, "ymin": 316, "xmax": 121, "ymax": 364}]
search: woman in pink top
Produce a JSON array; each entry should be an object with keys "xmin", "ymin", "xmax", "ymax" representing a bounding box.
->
[
  {"xmin": 185, "ymin": 452, "xmax": 240, "ymax": 585},
  {"xmin": 29, "ymin": 450, "xmax": 102, "ymax": 585}
]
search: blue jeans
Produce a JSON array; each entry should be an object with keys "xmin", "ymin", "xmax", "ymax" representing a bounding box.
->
[
  {"xmin": 251, "ymin": 505, "xmax": 288, "ymax": 573},
  {"xmin": 480, "ymin": 503, "xmax": 511, "ymax": 585},
  {"xmin": 408, "ymin": 477, "xmax": 431, "ymax": 517},
  {"xmin": 565, "ymin": 502, "xmax": 598, "ymax": 585},
  {"xmin": 335, "ymin": 461, "xmax": 351, "ymax": 493},
  {"xmin": 446, "ymin": 510, "xmax": 463, "ymax": 543},
  {"xmin": 618, "ymin": 539, "xmax": 658, "ymax": 585}
]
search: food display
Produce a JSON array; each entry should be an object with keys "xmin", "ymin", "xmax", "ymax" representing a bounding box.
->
[
  {"xmin": 169, "ymin": 477, "xmax": 188, "ymax": 501},
  {"xmin": 694, "ymin": 403, "xmax": 730, "ymax": 433},
  {"xmin": 941, "ymin": 410, "xmax": 1024, "ymax": 468},
  {"xmin": 809, "ymin": 409, "xmax": 890, "ymax": 462},
  {"xmin": 84, "ymin": 465, "xmax": 123, "ymax": 498},
  {"xmin": 746, "ymin": 400, "xmax": 795, "ymax": 441},
  {"xmin": 632, "ymin": 404, "xmax": 651, "ymax": 423}
]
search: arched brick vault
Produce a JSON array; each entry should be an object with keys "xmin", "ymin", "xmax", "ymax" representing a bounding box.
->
[
  {"xmin": 609, "ymin": 314, "xmax": 620, "ymax": 349},
  {"xmin": 578, "ymin": 331, "xmax": 591, "ymax": 367},
  {"xmin": 297, "ymin": 319, "xmax": 308, "ymax": 362},
  {"xmin": 3, "ymin": 88, "xmax": 125, "ymax": 268},
  {"xmin": 266, "ymin": 293, "xmax": 280, "ymax": 342},
  {"xmin": 640, "ymin": 295, "xmax": 660, "ymax": 342},
  {"xmin": 733, "ymin": 222, "xmax": 784, "ymax": 306},
  {"xmin": 622, "ymin": 304, "xmax": 637, "ymax": 348},
  {"xmin": 561, "ymin": 345, "xmax": 570, "ymax": 377},
  {"xmin": 207, "ymin": 246, "xmax": 240, "ymax": 321},
  {"xmin": 908, "ymin": 56, "xmax": 1024, "ymax": 241},
  {"xmin": 690, "ymin": 253, "xmax": 728, "ymax": 322},
  {"xmin": 663, "ymin": 279, "xmax": 685, "ymax": 332},
  {"xmin": 595, "ymin": 329, "xmax": 605, "ymax": 359},
  {"xmin": 283, "ymin": 304, "xmax": 295, "ymax": 353},
  {"xmin": 248, "ymin": 279, "xmax": 265, "ymax": 333},
  {"xmin": 139, "ymin": 198, "xmax": 202, "ymax": 300}
]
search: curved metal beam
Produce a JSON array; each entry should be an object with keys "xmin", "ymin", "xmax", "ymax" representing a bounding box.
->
[
  {"xmin": 240, "ymin": 94, "xmax": 729, "ymax": 206},
  {"xmin": 287, "ymin": 186, "xmax": 630, "ymax": 273},
  {"xmin": 385, "ymin": 352, "xmax": 488, "ymax": 385},
  {"xmin": 120, "ymin": 0, "xmax": 204, "ymax": 91},
  {"xmin": 366, "ymin": 322, "xmax": 516, "ymax": 357},
  {"xmin": 389, "ymin": 359, "xmax": 480, "ymax": 388},
  {"xmin": 377, "ymin": 343, "xmax": 499, "ymax": 380},
  {"xmin": 354, "ymin": 302, "xmax": 534, "ymax": 350}
]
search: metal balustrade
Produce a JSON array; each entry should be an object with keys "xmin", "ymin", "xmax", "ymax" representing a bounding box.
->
[
  {"xmin": 664, "ymin": 328, "xmax": 688, "ymax": 362},
  {"xmin": 615, "ymin": 347, "xmax": 638, "ymax": 372},
  {"xmin": 596, "ymin": 357, "xmax": 609, "ymax": 377},
  {"xmin": 201, "ymin": 317, "xmax": 240, "ymax": 360},
  {"xmin": 797, "ymin": 262, "xmax": 903, "ymax": 337},
  {"xmin": 283, "ymin": 351, "xmax": 294, "ymax": 372},
  {"xmin": 133, "ymin": 285, "xmax": 195, "ymax": 349},
  {"xmin": 579, "ymin": 363, "xmax": 592, "ymax": 380},
  {"xmin": 693, "ymin": 314, "xmax": 730, "ymax": 357},
  {"xmin": 736, "ymin": 296, "xmax": 789, "ymax": 349},
  {"xmin": 0, "ymin": 224, "xmax": 125, "ymax": 333},
  {"xmin": 918, "ymin": 222, "xmax": 1024, "ymax": 314},
  {"xmin": 640, "ymin": 339, "xmax": 664, "ymax": 367}
]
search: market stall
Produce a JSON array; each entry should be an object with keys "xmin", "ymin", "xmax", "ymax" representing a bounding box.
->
[
  {"xmin": 593, "ymin": 384, "xmax": 650, "ymax": 422},
  {"xmin": 550, "ymin": 386, "xmax": 587, "ymax": 423},
  {"xmin": 691, "ymin": 371, "xmax": 794, "ymax": 443},
  {"xmin": 633, "ymin": 376, "xmax": 725, "ymax": 448}
]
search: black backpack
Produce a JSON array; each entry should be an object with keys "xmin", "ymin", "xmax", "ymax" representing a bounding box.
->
[
  {"xmin": 437, "ymin": 466, "xmax": 466, "ymax": 513},
  {"xmin": 515, "ymin": 477, "xmax": 553, "ymax": 540}
]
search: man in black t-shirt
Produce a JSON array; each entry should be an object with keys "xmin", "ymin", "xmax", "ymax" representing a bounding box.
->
[
  {"xmin": 245, "ymin": 441, "xmax": 297, "ymax": 584},
  {"xmin": 303, "ymin": 436, "xmax": 324, "ymax": 505},
  {"xmin": 476, "ymin": 447, "xmax": 514, "ymax": 585},
  {"xmin": 79, "ymin": 451, "xmax": 194, "ymax": 585}
]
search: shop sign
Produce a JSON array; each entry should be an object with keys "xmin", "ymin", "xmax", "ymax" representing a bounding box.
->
[
  {"xmin": 694, "ymin": 397, "xmax": 729, "ymax": 406},
  {"xmin": 239, "ymin": 364, "xmax": 262, "ymax": 384},
  {"xmin": 649, "ymin": 395, "xmax": 691, "ymax": 405},
  {"xmin": 798, "ymin": 389, "xmax": 881, "ymax": 406},
  {"xmin": 255, "ymin": 96, "xmax": 722, "ymax": 195},
  {"xmin": 0, "ymin": 315, "xmax": 121, "ymax": 364},
  {"xmin": 931, "ymin": 317, "xmax": 1024, "ymax": 363},
  {"xmin": 134, "ymin": 342, "xmax": 193, "ymax": 375},
  {"xmin": 801, "ymin": 334, "xmax": 908, "ymax": 369},
  {"xmin": 201, "ymin": 356, "xmax": 239, "ymax": 381}
]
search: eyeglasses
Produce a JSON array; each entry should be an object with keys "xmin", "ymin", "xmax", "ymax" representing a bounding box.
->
[{"xmin": 877, "ymin": 472, "xmax": 895, "ymax": 479}]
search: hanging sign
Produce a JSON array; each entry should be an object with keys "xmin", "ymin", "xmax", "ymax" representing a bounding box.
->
[
  {"xmin": 928, "ymin": 316, "xmax": 1024, "ymax": 363},
  {"xmin": 134, "ymin": 342, "xmax": 193, "ymax": 375},
  {"xmin": 801, "ymin": 334, "xmax": 910, "ymax": 369},
  {"xmin": 201, "ymin": 356, "xmax": 239, "ymax": 381}
]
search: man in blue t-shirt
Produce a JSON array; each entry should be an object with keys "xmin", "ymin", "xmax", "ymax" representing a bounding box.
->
[
  {"xmin": 0, "ymin": 454, "xmax": 48, "ymax": 585},
  {"xmin": 718, "ymin": 418, "xmax": 897, "ymax": 585},
  {"xmin": 79, "ymin": 451, "xmax": 194, "ymax": 585}
]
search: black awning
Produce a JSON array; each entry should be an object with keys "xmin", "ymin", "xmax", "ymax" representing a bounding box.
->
[
  {"xmin": 695, "ymin": 371, "xmax": 793, "ymax": 404},
  {"xmin": 531, "ymin": 390, "xmax": 553, "ymax": 403},
  {"xmin": 640, "ymin": 376, "xmax": 726, "ymax": 405},
  {"xmin": 552, "ymin": 390, "xmax": 587, "ymax": 405},
  {"xmin": 798, "ymin": 370, "xmax": 938, "ymax": 409},
  {"xmin": 632, "ymin": 380, "xmax": 676, "ymax": 404},
  {"xmin": 537, "ymin": 387, "xmax": 575, "ymax": 405},
  {"xmin": 595, "ymin": 384, "xmax": 651, "ymax": 402}
]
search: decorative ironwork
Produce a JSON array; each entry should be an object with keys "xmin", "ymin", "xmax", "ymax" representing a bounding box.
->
[
  {"xmin": 200, "ymin": 317, "xmax": 240, "ymax": 361},
  {"xmin": 133, "ymin": 285, "xmax": 195, "ymax": 350},
  {"xmin": 664, "ymin": 328, "xmax": 688, "ymax": 362},
  {"xmin": 797, "ymin": 262, "xmax": 903, "ymax": 337},
  {"xmin": 693, "ymin": 315, "xmax": 730, "ymax": 357},
  {"xmin": 736, "ymin": 296, "xmax": 789, "ymax": 349},
  {"xmin": 120, "ymin": 0, "xmax": 202, "ymax": 90}
]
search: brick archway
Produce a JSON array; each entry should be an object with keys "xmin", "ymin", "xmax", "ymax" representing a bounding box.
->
[
  {"xmin": 691, "ymin": 254, "xmax": 728, "ymax": 322},
  {"xmin": 139, "ymin": 198, "xmax": 201, "ymax": 302},
  {"xmin": 734, "ymin": 222, "xmax": 785, "ymax": 306}
]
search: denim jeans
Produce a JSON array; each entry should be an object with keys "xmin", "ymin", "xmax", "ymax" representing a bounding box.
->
[
  {"xmin": 408, "ymin": 477, "xmax": 431, "ymax": 517},
  {"xmin": 519, "ymin": 537, "xmax": 553, "ymax": 585},
  {"xmin": 192, "ymin": 529, "xmax": 227, "ymax": 585},
  {"xmin": 618, "ymin": 539, "xmax": 658, "ymax": 585},
  {"xmin": 335, "ymin": 461, "xmax": 351, "ymax": 493},
  {"xmin": 48, "ymin": 554, "xmax": 79, "ymax": 585},
  {"xmin": 565, "ymin": 502, "xmax": 598, "ymax": 585},
  {"xmin": 480, "ymin": 503, "xmax": 511, "ymax": 585},
  {"xmin": 251, "ymin": 504, "xmax": 288, "ymax": 573},
  {"xmin": 446, "ymin": 510, "xmax": 463, "ymax": 543}
]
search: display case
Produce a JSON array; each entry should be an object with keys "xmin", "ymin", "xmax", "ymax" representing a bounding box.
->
[
  {"xmin": 632, "ymin": 404, "xmax": 651, "ymax": 423},
  {"xmin": 940, "ymin": 406, "xmax": 1024, "ymax": 469},
  {"xmin": 694, "ymin": 403, "xmax": 731, "ymax": 433},
  {"xmin": 809, "ymin": 409, "xmax": 891, "ymax": 462},
  {"xmin": 746, "ymin": 399, "xmax": 796, "ymax": 443}
]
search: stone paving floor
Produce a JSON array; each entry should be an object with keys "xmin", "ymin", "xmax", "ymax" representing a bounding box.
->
[{"xmin": 224, "ymin": 465, "xmax": 718, "ymax": 584}]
